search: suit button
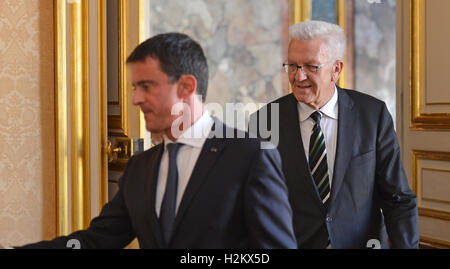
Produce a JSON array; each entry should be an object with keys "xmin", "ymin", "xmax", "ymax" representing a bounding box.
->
[{"xmin": 326, "ymin": 216, "xmax": 332, "ymax": 223}]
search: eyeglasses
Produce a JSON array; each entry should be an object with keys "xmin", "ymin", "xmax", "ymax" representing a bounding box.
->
[{"xmin": 283, "ymin": 63, "xmax": 325, "ymax": 74}]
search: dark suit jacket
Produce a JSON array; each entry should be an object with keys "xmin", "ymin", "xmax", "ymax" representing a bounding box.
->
[
  {"xmin": 250, "ymin": 87, "xmax": 419, "ymax": 249},
  {"xmin": 18, "ymin": 119, "xmax": 296, "ymax": 249}
]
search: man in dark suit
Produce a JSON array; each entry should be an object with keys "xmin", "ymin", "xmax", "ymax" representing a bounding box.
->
[
  {"xmin": 250, "ymin": 21, "xmax": 419, "ymax": 249},
  {"xmin": 14, "ymin": 33, "xmax": 296, "ymax": 249}
]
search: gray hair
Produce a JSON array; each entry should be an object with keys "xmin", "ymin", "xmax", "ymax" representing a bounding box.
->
[{"xmin": 289, "ymin": 20, "xmax": 346, "ymax": 62}]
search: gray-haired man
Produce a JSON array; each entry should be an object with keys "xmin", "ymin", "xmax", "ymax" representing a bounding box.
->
[{"xmin": 251, "ymin": 20, "xmax": 419, "ymax": 249}]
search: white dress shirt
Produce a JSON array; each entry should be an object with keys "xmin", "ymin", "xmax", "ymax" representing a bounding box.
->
[
  {"xmin": 297, "ymin": 87, "xmax": 338, "ymax": 186},
  {"xmin": 155, "ymin": 111, "xmax": 214, "ymax": 217}
]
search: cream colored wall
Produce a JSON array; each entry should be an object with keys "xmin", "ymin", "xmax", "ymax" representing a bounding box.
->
[{"xmin": 0, "ymin": 0, "xmax": 56, "ymax": 245}]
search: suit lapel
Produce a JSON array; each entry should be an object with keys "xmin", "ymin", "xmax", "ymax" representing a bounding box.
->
[
  {"xmin": 170, "ymin": 121, "xmax": 226, "ymax": 244},
  {"xmin": 280, "ymin": 94, "xmax": 325, "ymax": 209},
  {"xmin": 143, "ymin": 144, "xmax": 165, "ymax": 248},
  {"xmin": 330, "ymin": 88, "xmax": 356, "ymax": 205}
]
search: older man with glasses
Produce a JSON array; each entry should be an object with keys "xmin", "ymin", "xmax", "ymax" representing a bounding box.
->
[{"xmin": 251, "ymin": 20, "xmax": 419, "ymax": 249}]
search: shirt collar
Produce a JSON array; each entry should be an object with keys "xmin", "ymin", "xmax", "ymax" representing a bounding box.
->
[
  {"xmin": 163, "ymin": 110, "xmax": 214, "ymax": 149},
  {"xmin": 298, "ymin": 85, "xmax": 339, "ymax": 122}
]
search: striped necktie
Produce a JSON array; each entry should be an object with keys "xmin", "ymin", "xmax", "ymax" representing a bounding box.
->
[
  {"xmin": 309, "ymin": 111, "xmax": 332, "ymax": 248},
  {"xmin": 309, "ymin": 111, "xmax": 331, "ymax": 208}
]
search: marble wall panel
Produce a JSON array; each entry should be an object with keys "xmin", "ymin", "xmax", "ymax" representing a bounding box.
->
[
  {"xmin": 354, "ymin": 0, "xmax": 397, "ymax": 122},
  {"xmin": 148, "ymin": 0, "xmax": 288, "ymax": 129}
]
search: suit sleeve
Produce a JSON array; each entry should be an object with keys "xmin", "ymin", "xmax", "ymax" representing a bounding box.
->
[
  {"xmin": 244, "ymin": 145, "xmax": 297, "ymax": 249},
  {"xmin": 375, "ymin": 103, "xmax": 419, "ymax": 249},
  {"xmin": 15, "ymin": 158, "xmax": 137, "ymax": 249}
]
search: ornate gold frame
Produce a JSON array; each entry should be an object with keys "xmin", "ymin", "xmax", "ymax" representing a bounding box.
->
[
  {"xmin": 410, "ymin": 0, "xmax": 450, "ymax": 130},
  {"xmin": 138, "ymin": 0, "xmax": 147, "ymax": 140},
  {"xmin": 54, "ymin": 0, "xmax": 142, "ymax": 235},
  {"xmin": 138, "ymin": 0, "xmax": 146, "ymax": 43},
  {"xmin": 54, "ymin": 0, "xmax": 92, "ymax": 235},
  {"xmin": 98, "ymin": 0, "xmax": 108, "ymax": 210},
  {"xmin": 411, "ymin": 150, "xmax": 450, "ymax": 221},
  {"xmin": 54, "ymin": 0, "xmax": 68, "ymax": 236},
  {"xmin": 108, "ymin": 0, "xmax": 129, "ymax": 137},
  {"xmin": 289, "ymin": 0, "xmax": 310, "ymax": 25},
  {"xmin": 69, "ymin": 0, "xmax": 91, "ymax": 232},
  {"xmin": 336, "ymin": 0, "xmax": 346, "ymax": 89}
]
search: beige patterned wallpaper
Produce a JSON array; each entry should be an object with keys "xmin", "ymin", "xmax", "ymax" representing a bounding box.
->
[{"xmin": 0, "ymin": 0, "xmax": 55, "ymax": 246}]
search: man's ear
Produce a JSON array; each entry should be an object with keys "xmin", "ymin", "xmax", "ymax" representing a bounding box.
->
[
  {"xmin": 331, "ymin": 61, "xmax": 344, "ymax": 83},
  {"xmin": 177, "ymin": 75, "xmax": 197, "ymax": 99}
]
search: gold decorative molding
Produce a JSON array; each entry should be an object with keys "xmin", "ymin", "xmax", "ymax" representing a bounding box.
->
[
  {"xmin": 138, "ymin": 0, "xmax": 147, "ymax": 140},
  {"xmin": 289, "ymin": 0, "xmax": 310, "ymax": 25},
  {"xmin": 119, "ymin": 0, "xmax": 129, "ymax": 137},
  {"xmin": 108, "ymin": 0, "xmax": 129, "ymax": 137},
  {"xmin": 412, "ymin": 150, "xmax": 450, "ymax": 221},
  {"xmin": 98, "ymin": 0, "xmax": 108, "ymax": 210},
  {"xmin": 419, "ymin": 208, "xmax": 450, "ymax": 222},
  {"xmin": 420, "ymin": 235, "xmax": 450, "ymax": 249},
  {"xmin": 69, "ymin": 0, "xmax": 91, "ymax": 231},
  {"xmin": 336, "ymin": 0, "xmax": 346, "ymax": 89},
  {"xmin": 410, "ymin": 0, "xmax": 450, "ymax": 130},
  {"xmin": 54, "ymin": 0, "xmax": 69, "ymax": 237},
  {"xmin": 336, "ymin": 0, "xmax": 346, "ymax": 36},
  {"xmin": 138, "ymin": 0, "xmax": 146, "ymax": 43}
]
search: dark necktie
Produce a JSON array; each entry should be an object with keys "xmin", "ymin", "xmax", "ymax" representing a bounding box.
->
[
  {"xmin": 309, "ymin": 111, "xmax": 331, "ymax": 208},
  {"xmin": 160, "ymin": 142, "xmax": 183, "ymax": 245},
  {"xmin": 309, "ymin": 111, "xmax": 332, "ymax": 248}
]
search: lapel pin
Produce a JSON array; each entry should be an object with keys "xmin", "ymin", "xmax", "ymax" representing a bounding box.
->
[{"xmin": 210, "ymin": 147, "xmax": 218, "ymax": 153}]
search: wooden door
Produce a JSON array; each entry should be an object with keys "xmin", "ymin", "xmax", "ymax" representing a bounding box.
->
[{"xmin": 398, "ymin": 0, "xmax": 450, "ymax": 248}]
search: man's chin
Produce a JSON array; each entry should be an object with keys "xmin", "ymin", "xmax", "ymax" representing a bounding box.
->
[
  {"xmin": 145, "ymin": 124, "xmax": 163, "ymax": 134},
  {"xmin": 292, "ymin": 90, "xmax": 313, "ymax": 104}
]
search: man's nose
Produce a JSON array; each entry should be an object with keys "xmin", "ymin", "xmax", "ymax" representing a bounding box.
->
[
  {"xmin": 132, "ymin": 89, "xmax": 143, "ymax": 106},
  {"xmin": 294, "ymin": 67, "xmax": 308, "ymax": 81}
]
